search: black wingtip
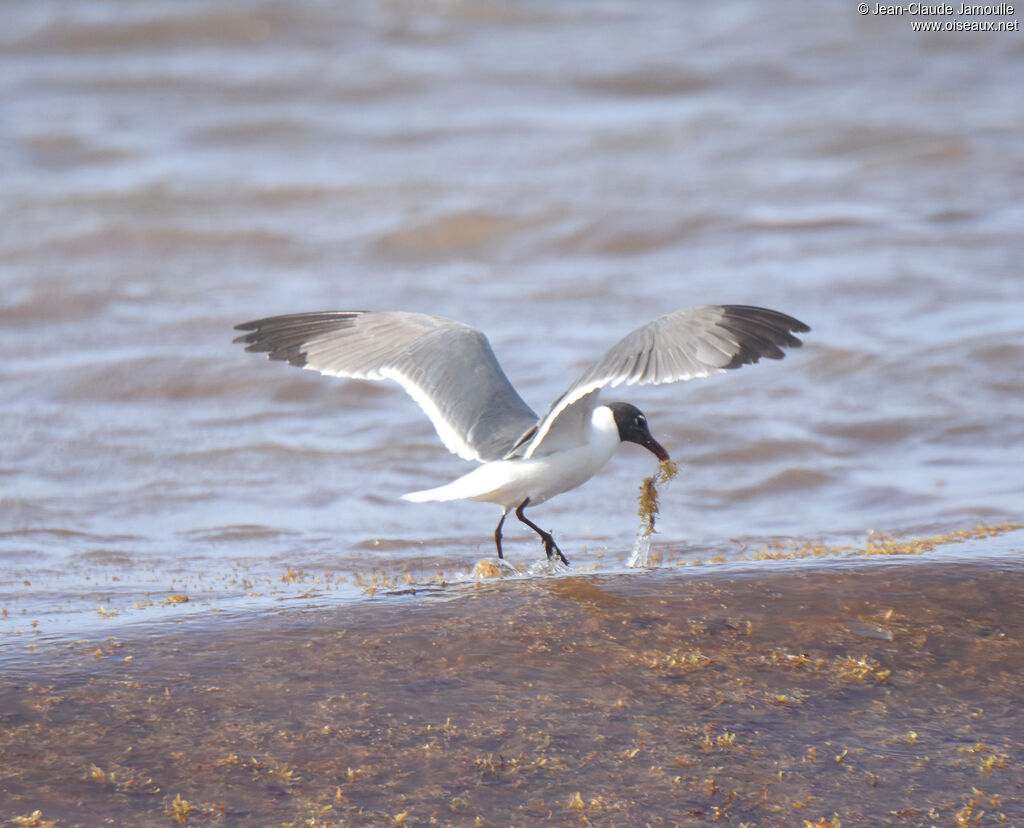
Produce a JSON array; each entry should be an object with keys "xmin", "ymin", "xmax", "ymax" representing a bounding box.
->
[
  {"xmin": 718, "ymin": 305, "xmax": 809, "ymax": 369},
  {"xmin": 234, "ymin": 312, "xmax": 370, "ymax": 367},
  {"xmin": 232, "ymin": 316, "xmax": 320, "ymax": 367}
]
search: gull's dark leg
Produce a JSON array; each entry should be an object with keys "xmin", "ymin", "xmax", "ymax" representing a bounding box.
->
[
  {"xmin": 514, "ymin": 498, "xmax": 570, "ymax": 566},
  {"xmin": 494, "ymin": 508, "xmax": 509, "ymax": 559}
]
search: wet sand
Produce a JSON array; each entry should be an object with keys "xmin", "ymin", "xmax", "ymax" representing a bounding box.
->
[{"xmin": 4, "ymin": 540, "xmax": 1024, "ymax": 826}]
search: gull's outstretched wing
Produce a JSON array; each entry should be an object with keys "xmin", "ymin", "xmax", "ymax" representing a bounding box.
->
[
  {"xmin": 234, "ymin": 312, "xmax": 538, "ymax": 462},
  {"xmin": 513, "ymin": 305, "xmax": 809, "ymax": 458}
]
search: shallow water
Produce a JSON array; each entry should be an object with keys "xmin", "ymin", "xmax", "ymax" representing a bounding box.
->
[
  {"xmin": 2, "ymin": 0, "xmax": 1022, "ymax": 631},
  {"xmin": 1, "ymin": 1, "xmax": 1023, "ymax": 822}
]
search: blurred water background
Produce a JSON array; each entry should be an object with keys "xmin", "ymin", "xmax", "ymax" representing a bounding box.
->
[{"xmin": 1, "ymin": 0, "xmax": 1022, "ymax": 637}]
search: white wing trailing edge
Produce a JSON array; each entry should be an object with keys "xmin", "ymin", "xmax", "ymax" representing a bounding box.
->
[
  {"xmin": 513, "ymin": 305, "xmax": 809, "ymax": 458},
  {"xmin": 234, "ymin": 311, "xmax": 539, "ymax": 462}
]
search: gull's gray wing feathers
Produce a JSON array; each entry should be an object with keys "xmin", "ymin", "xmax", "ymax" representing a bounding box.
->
[
  {"xmin": 515, "ymin": 305, "xmax": 809, "ymax": 458},
  {"xmin": 234, "ymin": 311, "xmax": 538, "ymax": 462}
]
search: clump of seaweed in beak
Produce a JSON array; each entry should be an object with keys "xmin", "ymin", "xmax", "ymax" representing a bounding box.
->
[{"xmin": 628, "ymin": 458, "xmax": 679, "ymax": 568}]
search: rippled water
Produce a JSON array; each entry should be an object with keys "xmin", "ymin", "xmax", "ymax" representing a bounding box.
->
[
  {"xmin": 3, "ymin": 0, "xmax": 1022, "ymax": 624},
  {"xmin": 1, "ymin": 1, "xmax": 1023, "ymax": 821}
]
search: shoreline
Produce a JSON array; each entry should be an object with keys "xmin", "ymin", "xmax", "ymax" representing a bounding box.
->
[{"xmin": 3, "ymin": 545, "xmax": 1024, "ymax": 825}]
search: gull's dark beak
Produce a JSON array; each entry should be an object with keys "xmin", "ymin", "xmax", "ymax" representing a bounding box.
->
[{"xmin": 640, "ymin": 432, "xmax": 670, "ymax": 462}]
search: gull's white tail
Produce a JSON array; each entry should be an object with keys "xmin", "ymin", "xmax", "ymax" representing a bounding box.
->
[{"xmin": 401, "ymin": 483, "xmax": 462, "ymax": 503}]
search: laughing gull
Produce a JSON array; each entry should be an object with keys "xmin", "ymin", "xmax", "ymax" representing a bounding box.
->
[{"xmin": 234, "ymin": 305, "xmax": 808, "ymax": 565}]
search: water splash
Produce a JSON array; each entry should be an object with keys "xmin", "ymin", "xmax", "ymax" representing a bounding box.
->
[{"xmin": 628, "ymin": 459, "xmax": 679, "ymax": 568}]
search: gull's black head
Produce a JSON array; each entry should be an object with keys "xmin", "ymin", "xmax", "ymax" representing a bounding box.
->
[{"xmin": 607, "ymin": 402, "xmax": 670, "ymax": 462}]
